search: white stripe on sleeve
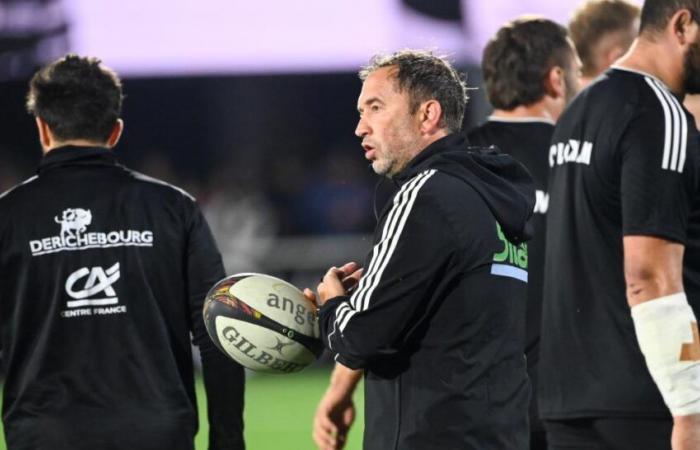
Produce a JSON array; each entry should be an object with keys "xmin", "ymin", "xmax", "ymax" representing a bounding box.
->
[
  {"xmin": 645, "ymin": 78, "xmax": 673, "ymax": 170},
  {"xmin": 338, "ymin": 169, "xmax": 436, "ymax": 332},
  {"xmin": 647, "ymin": 78, "xmax": 688, "ymax": 173},
  {"xmin": 655, "ymin": 80, "xmax": 688, "ymax": 173}
]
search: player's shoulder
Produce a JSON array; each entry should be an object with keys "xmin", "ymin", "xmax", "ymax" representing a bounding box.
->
[
  {"xmin": 468, "ymin": 119, "xmax": 553, "ymax": 147},
  {"xmin": 394, "ymin": 168, "xmax": 450, "ymax": 208},
  {"xmin": 589, "ymin": 68, "xmax": 678, "ymax": 112},
  {"xmin": 466, "ymin": 120, "xmax": 509, "ymax": 144},
  {"xmin": 603, "ymin": 68, "xmax": 696, "ymax": 141},
  {"xmin": 125, "ymin": 169, "xmax": 197, "ymax": 203},
  {"xmin": 468, "ymin": 119, "xmax": 553, "ymax": 134},
  {"xmin": 0, "ymin": 175, "xmax": 40, "ymax": 206},
  {"xmin": 408, "ymin": 167, "xmax": 484, "ymax": 214},
  {"xmin": 466, "ymin": 121, "xmax": 506, "ymax": 148},
  {"xmin": 557, "ymin": 68, "xmax": 676, "ymax": 138},
  {"xmin": 0, "ymin": 175, "xmax": 40, "ymax": 233},
  {"xmin": 465, "ymin": 122, "xmax": 494, "ymax": 146},
  {"xmin": 394, "ymin": 168, "xmax": 487, "ymax": 245}
]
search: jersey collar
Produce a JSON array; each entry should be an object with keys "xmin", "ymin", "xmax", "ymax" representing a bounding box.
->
[
  {"xmin": 38, "ymin": 146, "xmax": 118, "ymax": 174},
  {"xmin": 609, "ymin": 65, "xmax": 672, "ymax": 91},
  {"xmin": 487, "ymin": 115, "xmax": 555, "ymax": 125}
]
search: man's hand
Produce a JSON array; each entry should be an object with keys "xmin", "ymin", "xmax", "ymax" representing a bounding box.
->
[
  {"xmin": 305, "ymin": 262, "xmax": 363, "ymax": 308},
  {"xmin": 312, "ymin": 364, "xmax": 363, "ymax": 450},
  {"xmin": 673, "ymin": 415, "xmax": 700, "ymax": 449},
  {"xmin": 313, "ymin": 384, "xmax": 356, "ymax": 450}
]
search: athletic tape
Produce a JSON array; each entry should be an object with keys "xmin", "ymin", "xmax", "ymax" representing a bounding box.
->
[{"xmin": 632, "ymin": 292, "xmax": 700, "ymax": 416}]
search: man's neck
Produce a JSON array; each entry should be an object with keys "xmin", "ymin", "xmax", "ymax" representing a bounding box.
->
[
  {"xmin": 615, "ymin": 37, "xmax": 685, "ymax": 95},
  {"xmin": 490, "ymin": 103, "xmax": 556, "ymax": 123},
  {"xmin": 389, "ymin": 128, "xmax": 450, "ymax": 178},
  {"xmin": 43, "ymin": 140, "xmax": 108, "ymax": 154},
  {"xmin": 579, "ymin": 75, "xmax": 596, "ymax": 90},
  {"xmin": 411, "ymin": 128, "xmax": 450, "ymax": 160}
]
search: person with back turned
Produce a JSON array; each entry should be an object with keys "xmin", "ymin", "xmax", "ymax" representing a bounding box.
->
[
  {"xmin": 0, "ymin": 54, "xmax": 245, "ymax": 450},
  {"xmin": 466, "ymin": 16, "xmax": 582, "ymax": 450}
]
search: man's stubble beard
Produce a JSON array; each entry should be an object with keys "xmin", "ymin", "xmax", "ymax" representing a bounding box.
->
[{"xmin": 683, "ymin": 41, "xmax": 700, "ymax": 94}]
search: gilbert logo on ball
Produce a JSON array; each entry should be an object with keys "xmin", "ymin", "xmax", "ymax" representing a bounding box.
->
[{"xmin": 203, "ymin": 273, "xmax": 323, "ymax": 374}]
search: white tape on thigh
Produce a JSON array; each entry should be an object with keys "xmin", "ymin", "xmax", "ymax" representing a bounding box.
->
[{"xmin": 631, "ymin": 292, "xmax": 700, "ymax": 416}]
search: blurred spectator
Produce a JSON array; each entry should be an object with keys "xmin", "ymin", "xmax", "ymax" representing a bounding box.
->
[
  {"xmin": 297, "ymin": 151, "xmax": 374, "ymax": 235},
  {"xmin": 203, "ymin": 153, "xmax": 277, "ymax": 273},
  {"xmin": 0, "ymin": 0, "xmax": 70, "ymax": 80},
  {"xmin": 569, "ymin": 0, "xmax": 640, "ymax": 87},
  {"xmin": 266, "ymin": 153, "xmax": 320, "ymax": 235},
  {"xmin": 0, "ymin": 158, "xmax": 21, "ymax": 192},
  {"xmin": 0, "ymin": 151, "xmax": 36, "ymax": 193}
]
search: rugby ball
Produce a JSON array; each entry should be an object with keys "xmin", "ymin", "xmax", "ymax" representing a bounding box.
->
[{"xmin": 203, "ymin": 273, "xmax": 323, "ymax": 374}]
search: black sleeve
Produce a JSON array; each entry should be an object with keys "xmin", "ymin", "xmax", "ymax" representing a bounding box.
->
[
  {"xmin": 620, "ymin": 104, "xmax": 696, "ymax": 243},
  {"xmin": 186, "ymin": 204, "xmax": 245, "ymax": 450},
  {"xmin": 318, "ymin": 175, "xmax": 455, "ymax": 369}
]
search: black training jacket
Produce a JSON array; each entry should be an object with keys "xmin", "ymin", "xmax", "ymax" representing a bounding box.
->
[
  {"xmin": 319, "ymin": 134, "xmax": 534, "ymax": 450},
  {"xmin": 0, "ymin": 146, "xmax": 244, "ymax": 450}
]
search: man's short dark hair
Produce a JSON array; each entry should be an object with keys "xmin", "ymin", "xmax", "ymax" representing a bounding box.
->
[
  {"xmin": 359, "ymin": 50, "xmax": 468, "ymax": 133},
  {"xmin": 569, "ymin": 0, "xmax": 640, "ymax": 77},
  {"xmin": 640, "ymin": 0, "xmax": 700, "ymax": 34},
  {"xmin": 26, "ymin": 54, "xmax": 123, "ymax": 143},
  {"xmin": 482, "ymin": 17, "xmax": 572, "ymax": 110}
]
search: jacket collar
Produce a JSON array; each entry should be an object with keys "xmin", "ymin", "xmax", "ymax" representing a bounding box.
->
[
  {"xmin": 393, "ymin": 133, "xmax": 467, "ymax": 183},
  {"xmin": 38, "ymin": 146, "xmax": 117, "ymax": 174}
]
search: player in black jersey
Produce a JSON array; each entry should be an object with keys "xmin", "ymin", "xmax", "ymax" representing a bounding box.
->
[
  {"xmin": 466, "ymin": 17, "xmax": 581, "ymax": 450},
  {"xmin": 541, "ymin": 1, "xmax": 700, "ymax": 449},
  {"xmin": 0, "ymin": 56, "xmax": 245, "ymax": 450}
]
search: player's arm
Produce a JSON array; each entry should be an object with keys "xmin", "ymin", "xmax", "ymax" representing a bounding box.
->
[
  {"xmin": 186, "ymin": 205, "xmax": 246, "ymax": 450},
  {"xmin": 313, "ymin": 363, "xmax": 362, "ymax": 450},
  {"xmin": 316, "ymin": 177, "xmax": 455, "ymax": 368},
  {"xmin": 620, "ymin": 103, "xmax": 700, "ymax": 444},
  {"xmin": 625, "ymin": 238, "xmax": 700, "ymax": 446},
  {"xmin": 625, "ymin": 237, "xmax": 684, "ymax": 306}
]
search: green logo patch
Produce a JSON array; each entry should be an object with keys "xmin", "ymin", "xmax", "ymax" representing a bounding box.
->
[{"xmin": 493, "ymin": 222, "xmax": 528, "ymax": 269}]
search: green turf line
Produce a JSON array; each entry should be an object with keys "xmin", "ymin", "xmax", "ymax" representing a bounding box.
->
[{"xmin": 0, "ymin": 369, "xmax": 365, "ymax": 450}]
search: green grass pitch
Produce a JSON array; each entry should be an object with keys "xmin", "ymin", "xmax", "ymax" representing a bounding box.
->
[{"xmin": 0, "ymin": 368, "xmax": 365, "ymax": 450}]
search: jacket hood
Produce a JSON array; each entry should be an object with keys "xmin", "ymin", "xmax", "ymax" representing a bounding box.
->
[{"xmin": 395, "ymin": 133, "xmax": 535, "ymax": 243}]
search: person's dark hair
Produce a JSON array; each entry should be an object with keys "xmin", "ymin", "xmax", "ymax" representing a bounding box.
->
[
  {"xmin": 482, "ymin": 17, "xmax": 572, "ymax": 110},
  {"xmin": 359, "ymin": 50, "xmax": 468, "ymax": 133},
  {"xmin": 569, "ymin": 0, "xmax": 640, "ymax": 77},
  {"xmin": 26, "ymin": 54, "xmax": 123, "ymax": 143},
  {"xmin": 640, "ymin": 0, "xmax": 700, "ymax": 34}
]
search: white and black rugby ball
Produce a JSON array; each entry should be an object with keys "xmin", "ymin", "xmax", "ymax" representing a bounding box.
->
[{"xmin": 203, "ymin": 273, "xmax": 322, "ymax": 374}]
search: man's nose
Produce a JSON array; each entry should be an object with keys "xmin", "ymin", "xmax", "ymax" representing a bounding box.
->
[{"xmin": 355, "ymin": 118, "xmax": 369, "ymax": 137}]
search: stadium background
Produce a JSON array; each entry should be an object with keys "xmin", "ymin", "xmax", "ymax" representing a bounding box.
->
[{"xmin": 0, "ymin": 0, "xmax": 640, "ymax": 448}]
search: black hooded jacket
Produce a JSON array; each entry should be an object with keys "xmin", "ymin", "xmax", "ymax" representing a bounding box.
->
[{"xmin": 319, "ymin": 133, "xmax": 534, "ymax": 450}]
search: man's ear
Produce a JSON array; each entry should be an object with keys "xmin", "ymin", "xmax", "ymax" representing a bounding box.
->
[
  {"xmin": 106, "ymin": 119, "xmax": 124, "ymax": 148},
  {"xmin": 671, "ymin": 9, "xmax": 697, "ymax": 45},
  {"xmin": 544, "ymin": 66, "xmax": 566, "ymax": 99},
  {"xmin": 419, "ymin": 100, "xmax": 444, "ymax": 134},
  {"xmin": 35, "ymin": 117, "xmax": 53, "ymax": 151}
]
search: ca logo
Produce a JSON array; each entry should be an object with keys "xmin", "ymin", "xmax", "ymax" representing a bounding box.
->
[{"xmin": 65, "ymin": 262, "xmax": 120, "ymax": 308}]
